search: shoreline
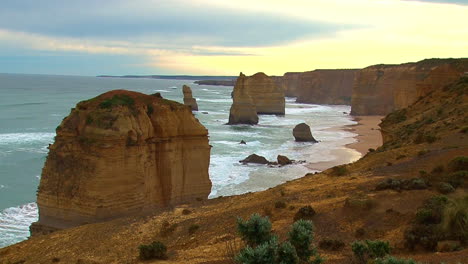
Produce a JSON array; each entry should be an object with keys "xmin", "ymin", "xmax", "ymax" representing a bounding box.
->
[{"xmin": 345, "ymin": 115, "xmax": 384, "ymax": 156}]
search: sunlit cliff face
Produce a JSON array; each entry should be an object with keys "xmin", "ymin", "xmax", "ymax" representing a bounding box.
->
[{"xmin": 0, "ymin": 0, "xmax": 467, "ymax": 75}]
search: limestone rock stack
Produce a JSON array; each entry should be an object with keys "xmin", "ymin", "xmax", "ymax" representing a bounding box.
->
[
  {"xmin": 245, "ymin": 72, "xmax": 285, "ymax": 115},
  {"xmin": 351, "ymin": 58, "xmax": 468, "ymax": 115},
  {"xmin": 30, "ymin": 90, "xmax": 211, "ymax": 235},
  {"xmin": 182, "ymin": 85, "xmax": 198, "ymax": 111},
  {"xmin": 228, "ymin": 73, "xmax": 259, "ymax": 125},
  {"xmin": 293, "ymin": 123, "xmax": 317, "ymax": 142}
]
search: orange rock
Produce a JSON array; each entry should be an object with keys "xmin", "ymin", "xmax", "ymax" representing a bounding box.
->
[
  {"xmin": 228, "ymin": 73, "xmax": 259, "ymax": 125},
  {"xmin": 183, "ymin": 85, "xmax": 198, "ymax": 111},
  {"xmin": 31, "ymin": 90, "xmax": 211, "ymax": 235}
]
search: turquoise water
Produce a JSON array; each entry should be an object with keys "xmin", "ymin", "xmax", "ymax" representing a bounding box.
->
[{"xmin": 0, "ymin": 73, "xmax": 359, "ymax": 247}]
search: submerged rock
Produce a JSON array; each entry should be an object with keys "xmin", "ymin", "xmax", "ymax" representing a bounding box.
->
[
  {"xmin": 31, "ymin": 90, "xmax": 211, "ymax": 235},
  {"xmin": 239, "ymin": 154, "xmax": 269, "ymax": 164},
  {"xmin": 293, "ymin": 123, "xmax": 317, "ymax": 142},
  {"xmin": 228, "ymin": 73, "xmax": 259, "ymax": 125},
  {"xmin": 182, "ymin": 85, "xmax": 198, "ymax": 111}
]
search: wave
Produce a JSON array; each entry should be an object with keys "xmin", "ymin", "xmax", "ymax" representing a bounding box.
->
[
  {"xmin": 0, "ymin": 132, "xmax": 55, "ymax": 145},
  {"xmin": 0, "ymin": 203, "xmax": 38, "ymax": 248}
]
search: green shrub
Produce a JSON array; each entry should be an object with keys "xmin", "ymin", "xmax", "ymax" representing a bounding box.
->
[
  {"xmin": 99, "ymin": 94, "xmax": 135, "ymax": 109},
  {"xmin": 277, "ymin": 241, "xmax": 299, "ymax": 264},
  {"xmin": 318, "ymin": 239, "xmax": 345, "ymax": 251},
  {"xmin": 460, "ymin": 126, "xmax": 468, "ymax": 133},
  {"xmin": 449, "ymin": 156, "xmax": 468, "ymax": 171},
  {"xmin": 188, "ymin": 224, "xmax": 200, "ymax": 235},
  {"xmin": 235, "ymin": 237, "xmax": 278, "ymax": 264},
  {"xmin": 147, "ymin": 104, "xmax": 154, "ymax": 115},
  {"xmin": 237, "ymin": 213, "xmax": 272, "ymax": 247},
  {"xmin": 138, "ymin": 241, "xmax": 167, "ymax": 260},
  {"xmin": 437, "ymin": 182, "xmax": 455, "ymax": 194},
  {"xmin": 374, "ymin": 256, "xmax": 417, "ymax": 264},
  {"xmin": 432, "ymin": 165, "xmax": 445, "ymax": 174},
  {"xmin": 417, "ymin": 150, "xmax": 429, "ymax": 156},
  {"xmin": 351, "ymin": 240, "xmax": 391, "ymax": 263},
  {"xmin": 288, "ymin": 220, "xmax": 315, "ymax": 261},
  {"xmin": 386, "ymin": 109, "xmax": 407, "ymax": 124},
  {"xmin": 447, "ymin": 170, "xmax": 467, "ymax": 188},
  {"xmin": 293, "ymin": 205, "xmax": 316, "ymax": 221},
  {"xmin": 440, "ymin": 195, "xmax": 468, "ymax": 243},
  {"xmin": 332, "ymin": 165, "xmax": 348, "ymax": 176},
  {"xmin": 275, "ymin": 201, "xmax": 287, "ymax": 209}
]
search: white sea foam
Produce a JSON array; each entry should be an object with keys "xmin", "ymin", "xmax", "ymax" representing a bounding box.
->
[
  {"xmin": 197, "ymin": 98, "xmax": 232, "ymax": 103},
  {"xmin": 0, "ymin": 203, "xmax": 38, "ymax": 248},
  {"xmin": 0, "ymin": 132, "xmax": 55, "ymax": 145}
]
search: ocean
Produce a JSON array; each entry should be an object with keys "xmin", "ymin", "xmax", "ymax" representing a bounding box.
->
[{"xmin": 0, "ymin": 73, "xmax": 360, "ymax": 248}]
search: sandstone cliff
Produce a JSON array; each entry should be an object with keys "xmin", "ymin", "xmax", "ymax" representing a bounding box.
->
[
  {"xmin": 242, "ymin": 72, "xmax": 285, "ymax": 115},
  {"xmin": 228, "ymin": 73, "xmax": 259, "ymax": 125},
  {"xmin": 31, "ymin": 90, "xmax": 211, "ymax": 235},
  {"xmin": 351, "ymin": 58, "xmax": 468, "ymax": 115},
  {"xmin": 182, "ymin": 85, "xmax": 199, "ymax": 111}
]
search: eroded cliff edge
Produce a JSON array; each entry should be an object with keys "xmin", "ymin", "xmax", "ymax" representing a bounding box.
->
[
  {"xmin": 351, "ymin": 58, "xmax": 468, "ymax": 115},
  {"xmin": 31, "ymin": 90, "xmax": 211, "ymax": 235}
]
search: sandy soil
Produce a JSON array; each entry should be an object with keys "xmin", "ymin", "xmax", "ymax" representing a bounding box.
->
[{"xmin": 346, "ymin": 115, "xmax": 384, "ymax": 156}]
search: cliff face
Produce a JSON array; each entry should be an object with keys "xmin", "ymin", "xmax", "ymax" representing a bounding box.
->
[
  {"xmin": 228, "ymin": 73, "xmax": 259, "ymax": 125},
  {"xmin": 182, "ymin": 85, "xmax": 199, "ymax": 111},
  {"xmin": 243, "ymin": 72, "xmax": 285, "ymax": 115},
  {"xmin": 351, "ymin": 58, "xmax": 468, "ymax": 115},
  {"xmin": 31, "ymin": 90, "xmax": 211, "ymax": 234},
  {"xmin": 293, "ymin": 69, "xmax": 358, "ymax": 104},
  {"xmin": 281, "ymin": 72, "xmax": 302, "ymax": 97}
]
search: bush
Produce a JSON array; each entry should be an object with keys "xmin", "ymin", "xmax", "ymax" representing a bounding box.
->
[
  {"xmin": 440, "ymin": 196, "xmax": 468, "ymax": 243},
  {"xmin": 332, "ymin": 165, "xmax": 348, "ymax": 176},
  {"xmin": 293, "ymin": 206, "xmax": 316, "ymax": 221},
  {"xmin": 374, "ymin": 256, "xmax": 417, "ymax": 264},
  {"xmin": 99, "ymin": 94, "xmax": 135, "ymax": 109},
  {"xmin": 447, "ymin": 170, "xmax": 467, "ymax": 188},
  {"xmin": 319, "ymin": 239, "xmax": 345, "ymax": 251},
  {"xmin": 188, "ymin": 224, "xmax": 200, "ymax": 235},
  {"xmin": 432, "ymin": 165, "xmax": 445, "ymax": 174},
  {"xmin": 235, "ymin": 215, "xmax": 322, "ymax": 264},
  {"xmin": 437, "ymin": 182, "xmax": 455, "ymax": 194},
  {"xmin": 449, "ymin": 156, "xmax": 468, "ymax": 171},
  {"xmin": 275, "ymin": 201, "xmax": 287, "ymax": 209},
  {"xmin": 138, "ymin": 241, "xmax": 168, "ymax": 260},
  {"xmin": 237, "ymin": 214, "xmax": 272, "ymax": 247},
  {"xmin": 351, "ymin": 240, "xmax": 391, "ymax": 263}
]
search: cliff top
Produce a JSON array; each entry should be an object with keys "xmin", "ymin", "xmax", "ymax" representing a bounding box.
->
[{"xmin": 366, "ymin": 58, "xmax": 468, "ymax": 70}]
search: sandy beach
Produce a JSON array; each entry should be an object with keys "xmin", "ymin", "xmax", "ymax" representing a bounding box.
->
[{"xmin": 346, "ymin": 115, "xmax": 384, "ymax": 156}]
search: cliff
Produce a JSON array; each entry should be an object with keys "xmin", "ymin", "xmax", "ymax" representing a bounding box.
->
[
  {"xmin": 351, "ymin": 58, "xmax": 468, "ymax": 115},
  {"xmin": 182, "ymin": 85, "xmax": 199, "ymax": 111},
  {"xmin": 242, "ymin": 72, "xmax": 285, "ymax": 115},
  {"xmin": 228, "ymin": 73, "xmax": 259, "ymax": 125},
  {"xmin": 30, "ymin": 90, "xmax": 211, "ymax": 235},
  {"xmin": 194, "ymin": 80, "xmax": 236, "ymax": 86}
]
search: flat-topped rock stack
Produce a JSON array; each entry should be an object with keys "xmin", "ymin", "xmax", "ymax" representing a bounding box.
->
[
  {"xmin": 182, "ymin": 85, "xmax": 199, "ymax": 111},
  {"xmin": 31, "ymin": 90, "xmax": 211, "ymax": 235},
  {"xmin": 228, "ymin": 73, "xmax": 259, "ymax": 125},
  {"xmin": 245, "ymin": 72, "xmax": 285, "ymax": 115}
]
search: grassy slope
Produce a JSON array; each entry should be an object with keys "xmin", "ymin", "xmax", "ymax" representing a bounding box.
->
[{"xmin": 0, "ymin": 78, "xmax": 467, "ymax": 264}]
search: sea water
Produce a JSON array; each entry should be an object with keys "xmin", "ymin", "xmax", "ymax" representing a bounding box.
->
[{"xmin": 0, "ymin": 73, "xmax": 360, "ymax": 247}]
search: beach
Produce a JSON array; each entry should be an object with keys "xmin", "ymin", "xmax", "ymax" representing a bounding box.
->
[{"xmin": 346, "ymin": 115, "xmax": 384, "ymax": 156}]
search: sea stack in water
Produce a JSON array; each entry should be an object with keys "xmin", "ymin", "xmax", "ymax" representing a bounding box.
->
[
  {"xmin": 30, "ymin": 90, "xmax": 211, "ymax": 235},
  {"xmin": 244, "ymin": 72, "xmax": 285, "ymax": 115},
  {"xmin": 228, "ymin": 73, "xmax": 259, "ymax": 125},
  {"xmin": 182, "ymin": 85, "xmax": 198, "ymax": 111},
  {"xmin": 293, "ymin": 123, "xmax": 317, "ymax": 142}
]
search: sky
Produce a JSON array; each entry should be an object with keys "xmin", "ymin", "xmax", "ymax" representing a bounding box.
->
[{"xmin": 0, "ymin": 0, "xmax": 467, "ymax": 76}]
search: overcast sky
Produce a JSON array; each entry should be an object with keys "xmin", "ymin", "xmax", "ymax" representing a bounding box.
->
[{"xmin": 0, "ymin": 0, "xmax": 467, "ymax": 75}]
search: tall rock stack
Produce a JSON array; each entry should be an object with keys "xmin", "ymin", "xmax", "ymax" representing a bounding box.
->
[
  {"xmin": 245, "ymin": 72, "xmax": 285, "ymax": 115},
  {"xmin": 351, "ymin": 58, "xmax": 468, "ymax": 115},
  {"xmin": 228, "ymin": 73, "xmax": 259, "ymax": 125},
  {"xmin": 182, "ymin": 85, "xmax": 198, "ymax": 111},
  {"xmin": 30, "ymin": 90, "xmax": 212, "ymax": 235}
]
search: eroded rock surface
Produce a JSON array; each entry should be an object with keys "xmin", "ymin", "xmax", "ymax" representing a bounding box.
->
[
  {"xmin": 228, "ymin": 73, "xmax": 259, "ymax": 125},
  {"xmin": 293, "ymin": 123, "xmax": 317, "ymax": 142},
  {"xmin": 351, "ymin": 58, "xmax": 468, "ymax": 115},
  {"xmin": 182, "ymin": 85, "xmax": 198, "ymax": 111},
  {"xmin": 31, "ymin": 90, "xmax": 211, "ymax": 235}
]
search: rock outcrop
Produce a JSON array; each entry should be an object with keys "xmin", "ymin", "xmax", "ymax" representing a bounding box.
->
[
  {"xmin": 228, "ymin": 73, "xmax": 259, "ymax": 125},
  {"xmin": 182, "ymin": 85, "xmax": 198, "ymax": 111},
  {"xmin": 351, "ymin": 58, "xmax": 468, "ymax": 115},
  {"xmin": 240, "ymin": 154, "xmax": 269, "ymax": 164},
  {"xmin": 293, "ymin": 123, "xmax": 317, "ymax": 142},
  {"xmin": 239, "ymin": 72, "xmax": 285, "ymax": 115},
  {"xmin": 277, "ymin": 155, "xmax": 292, "ymax": 166},
  {"xmin": 31, "ymin": 90, "xmax": 211, "ymax": 235}
]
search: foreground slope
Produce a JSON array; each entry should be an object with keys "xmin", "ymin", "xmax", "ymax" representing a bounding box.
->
[{"xmin": 1, "ymin": 78, "xmax": 467, "ymax": 263}]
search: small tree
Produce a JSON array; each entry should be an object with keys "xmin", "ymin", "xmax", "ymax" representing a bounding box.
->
[
  {"xmin": 138, "ymin": 241, "xmax": 167, "ymax": 260},
  {"xmin": 351, "ymin": 240, "xmax": 391, "ymax": 264},
  {"xmin": 277, "ymin": 241, "xmax": 299, "ymax": 264},
  {"xmin": 235, "ymin": 237, "xmax": 278, "ymax": 264},
  {"xmin": 237, "ymin": 213, "xmax": 272, "ymax": 247}
]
